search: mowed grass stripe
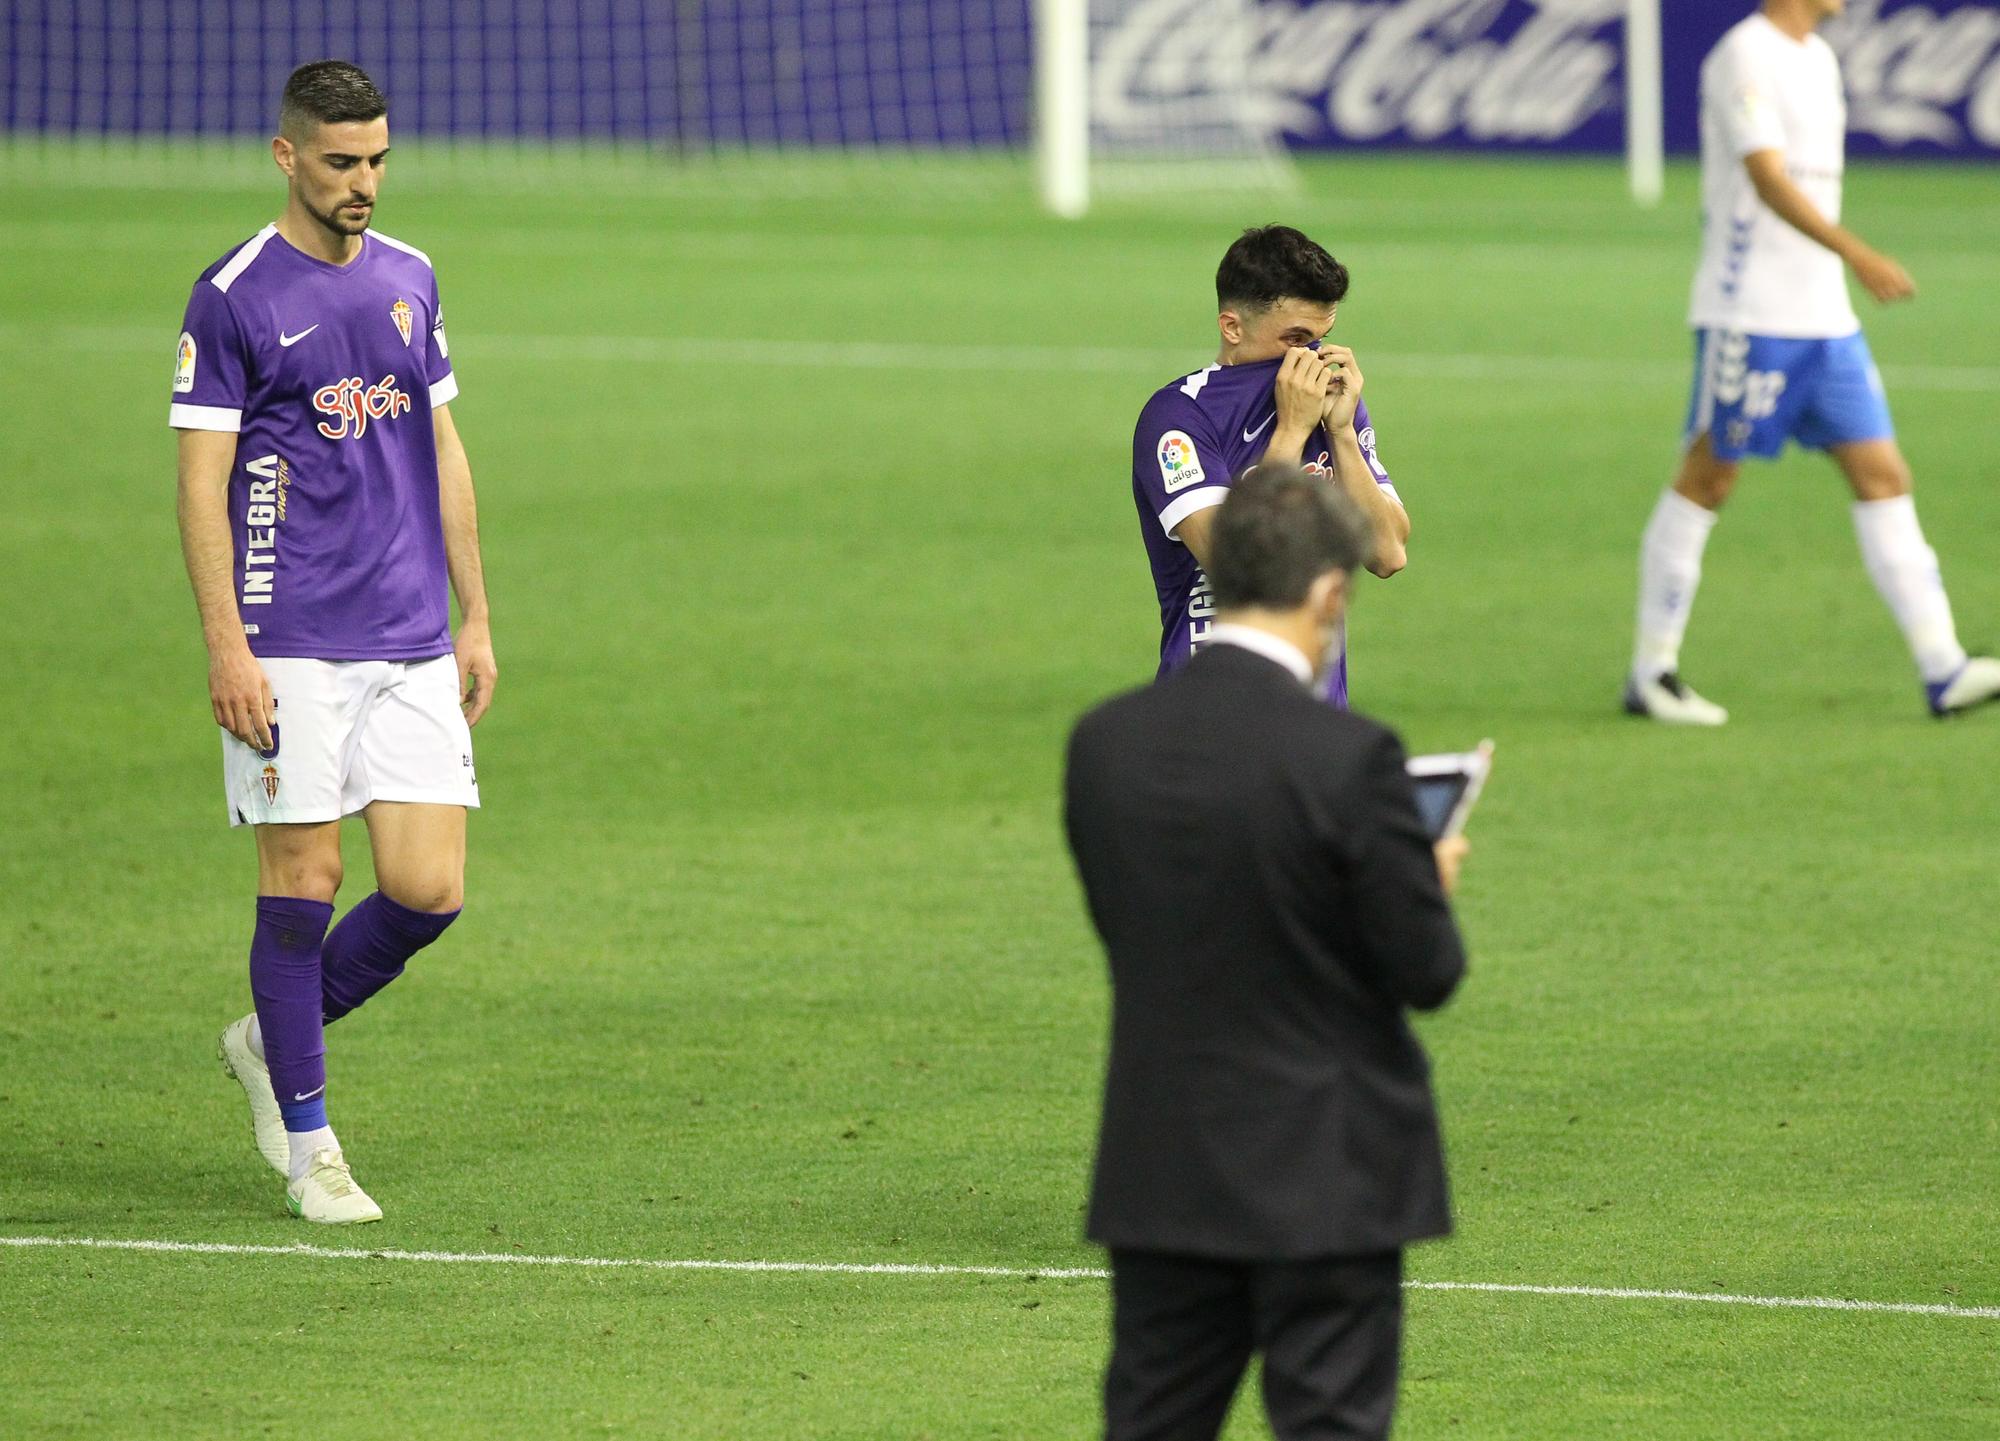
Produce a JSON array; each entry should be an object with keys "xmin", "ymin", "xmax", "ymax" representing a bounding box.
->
[
  {"xmin": 6, "ymin": 1236, "xmax": 1995, "ymax": 1321},
  {"xmin": 12, "ymin": 322, "xmax": 1999, "ymax": 391}
]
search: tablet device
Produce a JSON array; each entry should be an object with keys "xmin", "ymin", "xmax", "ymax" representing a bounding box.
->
[{"xmin": 1405, "ymin": 740, "xmax": 1495, "ymax": 841}]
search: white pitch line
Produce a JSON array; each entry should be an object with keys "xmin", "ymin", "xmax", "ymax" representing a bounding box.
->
[
  {"xmin": 12, "ymin": 323, "xmax": 2000, "ymax": 392},
  {"xmin": 3, "ymin": 1236, "xmax": 1994, "ymax": 1320}
]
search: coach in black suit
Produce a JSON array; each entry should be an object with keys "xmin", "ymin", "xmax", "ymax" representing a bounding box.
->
[{"xmin": 1063, "ymin": 465, "xmax": 1470, "ymax": 1441}]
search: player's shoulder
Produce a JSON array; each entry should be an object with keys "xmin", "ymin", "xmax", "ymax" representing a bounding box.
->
[
  {"xmin": 367, "ymin": 228, "xmax": 436, "ymax": 272},
  {"xmin": 1136, "ymin": 370, "xmax": 1211, "ymax": 448},
  {"xmin": 193, "ymin": 223, "xmax": 281, "ymax": 297},
  {"xmin": 1142, "ymin": 363, "xmax": 1218, "ymax": 410},
  {"xmin": 1705, "ymin": 14, "xmax": 1774, "ymax": 70}
]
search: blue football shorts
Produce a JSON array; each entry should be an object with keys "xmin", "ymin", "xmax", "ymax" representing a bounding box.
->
[{"xmin": 1683, "ymin": 329, "xmax": 1895, "ymax": 462}]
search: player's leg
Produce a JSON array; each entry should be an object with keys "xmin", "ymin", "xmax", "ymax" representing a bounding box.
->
[
  {"xmin": 1803, "ymin": 332, "xmax": 1999, "ymax": 715},
  {"xmin": 249, "ymin": 818, "xmax": 378, "ymax": 1222},
  {"xmin": 319, "ymin": 801, "xmax": 465, "ymax": 1025},
  {"xmin": 1830, "ymin": 439, "xmax": 2000, "ymax": 715},
  {"xmin": 1627, "ymin": 329, "xmax": 1753, "ymax": 725},
  {"xmin": 218, "ymin": 819, "xmax": 338, "ymax": 1178},
  {"xmin": 1628, "ymin": 434, "xmax": 1737, "ymax": 725},
  {"xmin": 320, "ymin": 656, "xmax": 476, "ymax": 1023},
  {"xmin": 215, "ymin": 658, "xmax": 382, "ymax": 1221}
]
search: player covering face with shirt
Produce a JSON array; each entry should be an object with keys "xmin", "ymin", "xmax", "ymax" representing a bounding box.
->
[
  {"xmin": 1625, "ymin": 0, "xmax": 2000, "ymax": 722},
  {"xmin": 171, "ymin": 61, "xmax": 497, "ymax": 1222},
  {"xmin": 1130, "ymin": 226, "xmax": 1412, "ymax": 709}
]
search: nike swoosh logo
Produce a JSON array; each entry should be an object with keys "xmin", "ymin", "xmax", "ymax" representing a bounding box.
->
[
  {"xmin": 278, "ymin": 325, "xmax": 319, "ymax": 347},
  {"xmin": 1243, "ymin": 413, "xmax": 1276, "ymax": 443},
  {"xmin": 292, "ymin": 1085, "xmax": 326, "ymax": 1101}
]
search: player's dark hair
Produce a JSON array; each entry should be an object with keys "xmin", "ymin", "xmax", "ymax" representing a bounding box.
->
[
  {"xmin": 1215, "ymin": 225, "xmax": 1350, "ymax": 313},
  {"xmin": 280, "ymin": 61, "xmax": 387, "ymax": 139},
  {"xmin": 1209, "ymin": 465, "xmax": 1370, "ymax": 610}
]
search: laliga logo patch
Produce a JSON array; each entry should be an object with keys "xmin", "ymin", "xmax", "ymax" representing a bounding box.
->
[
  {"xmin": 390, "ymin": 298, "xmax": 414, "ymax": 345},
  {"xmin": 174, "ymin": 331, "xmax": 197, "ymax": 393},
  {"xmin": 1157, "ymin": 430, "xmax": 1206, "ymax": 494}
]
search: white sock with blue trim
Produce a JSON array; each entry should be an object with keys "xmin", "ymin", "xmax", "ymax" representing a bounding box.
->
[
  {"xmin": 1634, "ymin": 489, "xmax": 1719, "ymax": 682},
  {"xmin": 1852, "ymin": 496, "xmax": 1966, "ymax": 685}
]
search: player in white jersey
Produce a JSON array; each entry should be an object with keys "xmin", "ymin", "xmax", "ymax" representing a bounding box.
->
[{"xmin": 1625, "ymin": 0, "xmax": 2000, "ymax": 723}]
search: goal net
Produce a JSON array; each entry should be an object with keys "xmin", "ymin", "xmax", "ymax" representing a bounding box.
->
[{"xmin": 2, "ymin": 0, "xmax": 1291, "ymax": 212}]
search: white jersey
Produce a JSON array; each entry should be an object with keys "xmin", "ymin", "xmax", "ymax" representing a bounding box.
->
[{"xmin": 1688, "ymin": 13, "xmax": 1858, "ymax": 339}]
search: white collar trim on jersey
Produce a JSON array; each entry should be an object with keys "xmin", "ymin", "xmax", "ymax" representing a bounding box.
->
[{"xmin": 1208, "ymin": 623, "xmax": 1314, "ymax": 687}]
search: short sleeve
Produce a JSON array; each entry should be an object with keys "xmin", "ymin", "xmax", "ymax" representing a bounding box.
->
[
  {"xmin": 168, "ymin": 281, "xmax": 250, "ymax": 432},
  {"xmin": 1134, "ymin": 388, "xmax": 1230, "ymax": 541},
  {"xmin": 1710, "ymin": 37, "xmax": 1786, "ymax": 159},
  {"xmin": 425, "ymin": 273, "xmax": 458, "ymax": 408},
  {"xmin": 1352, "ymin": 400, "xmax": 1401, "ymax": 507}
]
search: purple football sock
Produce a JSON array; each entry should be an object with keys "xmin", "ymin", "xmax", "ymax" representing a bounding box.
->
[
  {"xmin": 249, "ymin": 897, "xmax": 335, "ymax": 1131},
  {"xmin": 321, "ymin": 891, "xmax": 460, "ymax": 1024}
]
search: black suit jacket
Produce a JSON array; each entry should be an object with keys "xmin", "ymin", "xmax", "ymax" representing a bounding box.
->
[{"xmin": 1064, "ymin": 642, "xmax": 1467, "ymax": 1261}]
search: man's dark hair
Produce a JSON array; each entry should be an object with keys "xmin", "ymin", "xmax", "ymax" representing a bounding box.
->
[
  {"xmin": 1215, "ymin": 225, "xmax": 1350, "ymax": 312},
  {"xmin": 280, "ymin": 61, "xmax": 387, "ymax": 139},
  {"xmin": 1208, "ymin": 465, "xmax": 1371, "ymax": 610}
]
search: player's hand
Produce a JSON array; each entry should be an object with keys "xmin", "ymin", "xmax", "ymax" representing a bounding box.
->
[
  {"xmin": 1849, "ymin": 246, "xmax": 1916, "ymax": 304},
  {"xmin": 1272, "ymin": 346, "xmax": 1333, "ymax": 444},
  {"xmin": 1433, "ymin": 836, "xmax": 1468, "ymax": 897},
  {"xmin": 210, "ymin": 642, "xmax": 275, "ymax": 751},
  {"xmin": 454, "ymin": 618, "xmax": 498, "ymax": 727},
  {"xmin": 1317, "ymin": 344, "xmax": 1364, "ymax": 431}
]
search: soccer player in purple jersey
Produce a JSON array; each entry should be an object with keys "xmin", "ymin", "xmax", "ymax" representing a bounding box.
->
[
  {"xmin": 1131, "ymin": 227, "xmax": 1410, "ymax": 709},
  {"xmin": 171, "ymin": 62, "xmax": 497, "ymax": 1223}
]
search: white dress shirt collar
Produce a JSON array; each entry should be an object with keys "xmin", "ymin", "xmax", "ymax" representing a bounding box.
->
[{"xmin": 1207, "ymin": 623, "xmax": 1315, "ymax": 687}]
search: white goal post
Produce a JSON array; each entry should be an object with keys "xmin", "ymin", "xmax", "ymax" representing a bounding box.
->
[{"xmin": 1627, "ymin": 0, "xmax": 1666, "ymax": 207}]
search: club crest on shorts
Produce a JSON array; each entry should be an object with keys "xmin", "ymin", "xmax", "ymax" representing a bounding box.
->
[
  {"xmin": 260, "ymin": 764, "xmax": 281, "ymax": 802},
  {"xmin": 390, "ymin": 298, "xmax": 413, "ymax": 345}
]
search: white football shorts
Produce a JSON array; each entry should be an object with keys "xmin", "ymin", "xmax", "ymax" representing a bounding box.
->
[{"xmin": 221, "ymin": 655, "xmax": 479, "ymax": 827}]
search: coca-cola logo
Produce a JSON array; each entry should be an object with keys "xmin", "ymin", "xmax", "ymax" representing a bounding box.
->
[
  {"xmin": 1824, "ymin": 0, "xmax": 2000, "ymax": 148},
  {"xmin": 1093, "ymin": 0, "xmax": 1624, "ymax": 146}
]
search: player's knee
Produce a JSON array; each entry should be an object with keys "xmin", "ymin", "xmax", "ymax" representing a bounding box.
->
[
  {"xmin": 271, "ymin": 856, "xmax": 342, "ymax": 903},
  {"xmin": 382, "ymin": 873, "xmax": 463, "ymax": 915},
  {"xmin": 1849, "ymin": 457, "xmax": 1912, "ymax": 501}
]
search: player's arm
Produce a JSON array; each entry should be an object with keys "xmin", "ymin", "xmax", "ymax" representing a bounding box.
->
[
  {"xmin": 1139, "ymin": 397, "xmax": 1231, "ymax": 569},
  {"xmin": 1317, "ymin": 346, "xmax": 1407, "ymax": 579},
  {"xmin": 176, "ymin": 429, "xmax": 273, "ymax": 749},
  {"xmin": 1178, "ymin": 505, "xmax": 1218, "ymax": 573},
  {"xmin": 433, "ymin": 403, "xmax": 497, "ymax": 726},
  {"xmin": 1741, "ymin": 150, "xmax": 1914, "ymax": 304}
]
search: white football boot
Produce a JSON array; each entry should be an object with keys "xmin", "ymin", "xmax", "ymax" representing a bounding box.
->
[
  {"xmin": 1927, "ymin": 656, "xmax": 2000, "ymax": 718},
  {"xmin": 1624, "ymin": 671, "xmax": 1728, "ymax": 726},
  {"xmin": 216, "ymin": 1013, "xmax": 289, "ymax": 1177},
  {"xmin": 287, "ymin": 1148, "xmax": 383, "ymax": 1225}
]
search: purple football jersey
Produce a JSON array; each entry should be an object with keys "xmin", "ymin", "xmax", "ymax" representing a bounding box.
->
[
  {"xmin": 169, "ymin": 225, "xmax": 458, "ymax": 661},
  {"xmin": 1131, "ymin": 356, "xmax": 1401, "ymax": 709}
]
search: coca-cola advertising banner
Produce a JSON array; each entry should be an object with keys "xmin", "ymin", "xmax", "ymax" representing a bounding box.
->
[{"xmin": 1099, "ymin": 0, "xmax": 2000, "ymax": 157}]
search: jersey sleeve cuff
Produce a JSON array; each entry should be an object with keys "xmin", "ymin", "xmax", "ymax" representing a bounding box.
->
[
  {"xmin": 1159, "ymin": 486, "xmax": 1229, "ymax": 540},
  {"xmin": 428, "ymin": 372, "xmax": 459, "ymax": 408},
  {"xmin": 168, "ymin": 403, "xmax": 242, "ymax": 432}
]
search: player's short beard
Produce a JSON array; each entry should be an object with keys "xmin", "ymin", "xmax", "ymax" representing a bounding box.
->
[{"xmin": 308, "ymin": 193, "xmax": 371, "ymax": 239}]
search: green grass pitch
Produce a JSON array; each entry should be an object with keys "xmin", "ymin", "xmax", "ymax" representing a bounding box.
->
[{"xmin": 1, "ymin": 152, "xmax": 1996, "ymax": 1438}]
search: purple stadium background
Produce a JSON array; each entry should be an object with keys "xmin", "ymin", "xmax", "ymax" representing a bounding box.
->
[{"xmin": 4, "ymin": 1, "xmax": 1997, "ymax": 158}]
